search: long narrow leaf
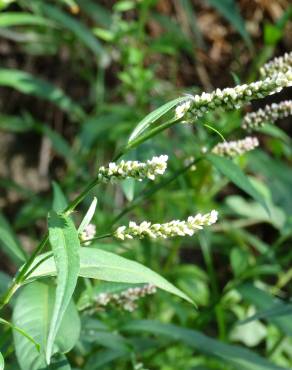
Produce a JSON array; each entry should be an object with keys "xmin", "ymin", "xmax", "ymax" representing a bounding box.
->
[
  {"xmin": 46, "ymin": 212, "xmax": 80, "ymax": 364},
  {"xmin": 0, "ymin": 69, "xmax": 85, "ymax": 121},
  {"xmin": 0, "ymin": 12, "xmax": 54, "ymax": 27},
  {"xmin": 128, "ymin": 96, "xmax": 188, "ymax": 143}
]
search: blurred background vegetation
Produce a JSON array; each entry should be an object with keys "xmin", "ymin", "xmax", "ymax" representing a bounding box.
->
[{"xmin": 0, "ymin": 0, "xmax": 292, "ymax": 369}]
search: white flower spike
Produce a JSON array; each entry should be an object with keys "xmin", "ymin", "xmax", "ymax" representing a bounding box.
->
[
  {"xmin": 114, "ymin": 210, "xmax": 218, "ymax": 240},
  {"xmin": 212, "ymin": 137, "xmax": 259, "ymax": 157},
  {"xmin": 242, "ymin": 100, "xmax": 292, "ymax": 130},
  {"xmin": 173, "ymin": 71, "xmax": 292, "ymax": 121},
  {"xmin": 97, "ymin": 155, "xmax": 168, "ymax": 183},
  {"xmin": 260, "ymin": 52, "xmax": 292, "ymax": 78}
]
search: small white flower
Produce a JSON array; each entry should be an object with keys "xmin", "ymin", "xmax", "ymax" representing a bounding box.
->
[
  {"xmin": 80, "ymin": 223, "xmax": 96, "ymax": 245},
  {"xmin": 212, "ymin": 137, "xmax": 259, "ymax": 157},
  {"xmin": 114, "ymin": 211, "xmax": 218, "ymax": 240},
  {"xmin": 175, "ymin": 99, "xmax": 193, "ymax": 119}
]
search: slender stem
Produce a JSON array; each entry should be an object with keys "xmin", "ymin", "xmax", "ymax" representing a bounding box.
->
[
  {"xmin": 0, "ymin": 233, "xmax": 49, "ymax": 309},
  {"xmin": 80, "ymin": 233, "xmax": 112, "ymax": 244}
]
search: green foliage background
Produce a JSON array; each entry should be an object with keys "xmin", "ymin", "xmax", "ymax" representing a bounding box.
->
[{"xmin": 0, "ymin": 0, "xmax": 292, "ymax": 369}]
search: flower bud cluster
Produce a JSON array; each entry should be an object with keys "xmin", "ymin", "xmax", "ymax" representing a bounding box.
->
[
  {"xmin": 97, "ymin": 155, "xmax": 168, "ymax": 183},
  {"xmin": 114, "ymin": 210, "xmax": 218, "ymax": 240},
  {"xmin": 175, "ymin": 71, "xmax": 292, "ymax": 120},
  {"xmin": 260, "ymin": 52, "xmax": 292, "ymax": 78},
  {"xmin": 242, "ymin": 100, "xmax": 292, "ymax": 130},
  {"xmin": 89, "ymin": 284, "xmax": 157, "ymax": 312},
  {"xmin": 80, "ymin": 223, "xmax": 96, "ymax": 245},
  {"xmin": 212, "ymin": 137, "xmax": 259, "ymax": 157}
]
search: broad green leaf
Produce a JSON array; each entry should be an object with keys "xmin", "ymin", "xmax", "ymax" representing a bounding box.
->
[
  {"xmin": 27, "ymin": 247, "xmax": 193, "ymax": 304},
  {"xmin": 12, "ymin": 282, "xmax": 80, "ymax": 370},
  {"xmin": 78, "ymin": 197, "xmax": 97, "ymax": 234},
  {"xmin": 52, "ymin": 182, "xmax": 68, "ymax": 213},
  {"xmin": 128, "ymin": 96, "xmax": 188, "ymax": 143},
  {"xmin": 0, "ymin": 212, "xmax": 26, "ymax": 263},
  {"xmin": 206, "ymin": 0, "xmax": 251, "ymax": 45},
  {"xmin": 0, "ymin": 12, "xmax": 53, "ymax": 27},
  {"xmin": 0, "ymin": 352, "xmax": 3, "ymax": 370},
  {"xmin": 46, "ymin": 212, "xmax": 80, "ymax": 363},
  {"xmin": 206, "ymin": 154, "xmax": 268, "ymax": 214},
  {"xmin": 0, "ymin": 69, "xmax": 84, "ymax": 121},
  {"xmin": 237, "ymin": 283, "xmax": 292, "ymax": 337},
  {"xmin": 37, "ymin": 3, "xmax": 106, "ymax": 61},
  {"xmin": 123, "ymin": 320, "xmax": 285, "ymax": 370}
]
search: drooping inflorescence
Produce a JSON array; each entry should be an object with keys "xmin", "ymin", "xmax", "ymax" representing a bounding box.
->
[
  {"xmin": 83, "ymin": 284, "xmax": 157, "ymax": 313},
  {"xmin": 242, "ymin": 100, "xmax": 292, "ymax": 130},
  {"xmin": 175, "ymin": 53, "xmax": 292, "ymax": 121},
  {"xmin": 260, "ymin": 52, "xmax": 292, "ymax": 78},
  {"xmin": 97, "ymin": 155, "xmax": 168, "ymax": 183},
  {"xmin": 114, "ymin": 210, "xmax": 218, "ymax": 240},
  {"xmin": 212, "ymin": 137, "xmax": 259, "ymax": 157}
]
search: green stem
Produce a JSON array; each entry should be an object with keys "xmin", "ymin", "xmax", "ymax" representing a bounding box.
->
[
  {"xmin": 0, "ymin": 233, "xmax": 49, "ymax": 309},
  {"xmin": 80, "ymin": 233, "xmax": 112, "ymax": 244}
]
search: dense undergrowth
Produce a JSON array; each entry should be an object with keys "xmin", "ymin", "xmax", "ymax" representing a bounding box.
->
[{"xmin": 0, "ymin": 1, "xmax": 292, "ymax": 370}]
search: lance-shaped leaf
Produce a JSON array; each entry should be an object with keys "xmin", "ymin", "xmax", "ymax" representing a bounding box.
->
[
  {"xmin": 128, "ymin": 96, "xmax": 189, "ymax": 143},
  {"xmin": 46, "ymin": 212, "xmax": 80, "ymax": 364},
  {"xmin": 27, "ymin": 247, "xmax": 193, "ymax": 305}
]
